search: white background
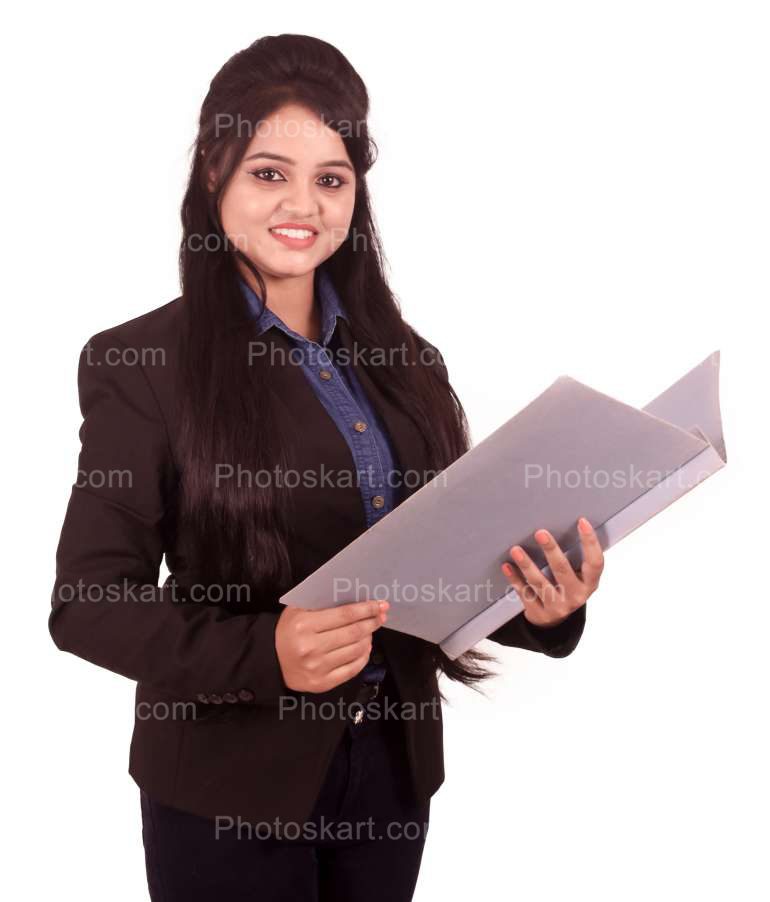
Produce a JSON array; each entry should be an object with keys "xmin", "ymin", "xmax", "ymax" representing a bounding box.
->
[{"xmin": 4, "ymin": 2, "xmax": 768, "ymax": 899}]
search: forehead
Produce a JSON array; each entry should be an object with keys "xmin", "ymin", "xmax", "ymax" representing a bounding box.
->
[{"xmin": 243, "ymin": 103, "xmax": 348, "ymax": 161}]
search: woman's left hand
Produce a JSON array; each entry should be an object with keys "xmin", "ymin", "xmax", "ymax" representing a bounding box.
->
[{"xmin": 501, "ymin": 517, "xmax": 604, "ymax": 628}]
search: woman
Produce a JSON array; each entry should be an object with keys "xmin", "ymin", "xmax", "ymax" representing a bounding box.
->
[{"xmin": 49, "ymin": 33, "xmax": 604, "ymax": 901}]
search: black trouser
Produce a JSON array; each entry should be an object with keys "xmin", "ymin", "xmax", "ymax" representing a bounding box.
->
[{"xmin": 140, "ymin": 670, "xmax": 431, "ymax": 901}]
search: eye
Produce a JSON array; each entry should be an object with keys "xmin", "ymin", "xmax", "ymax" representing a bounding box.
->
[
  {"xmin": 249, "ymin": 168, "xmax": 286, "ymax": 183},
  {"xmin": 318, "ymin": 173, "xmax": 347, "ymax": 189},
  {"xmin": 248, "ymin": 168, "xmax": 348, "ymax": 189}
]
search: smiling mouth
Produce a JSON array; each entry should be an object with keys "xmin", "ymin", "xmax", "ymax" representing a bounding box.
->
[
  {"xmin": 268, "ymin": 226, "xmax": 319, "ymax": 248},
  {"xmin": 269, "ymin": 227, "xmax": 317, "ymax": 239}
]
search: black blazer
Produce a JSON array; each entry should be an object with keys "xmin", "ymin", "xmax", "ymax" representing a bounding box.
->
[{"xmin": 49, "ymin": 296, "xmax": 587, "ymax": 827}]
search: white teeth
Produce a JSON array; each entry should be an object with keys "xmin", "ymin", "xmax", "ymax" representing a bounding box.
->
[{"xmin": 270, "ymin": 228, "xmax": 315, "ymax": 239}]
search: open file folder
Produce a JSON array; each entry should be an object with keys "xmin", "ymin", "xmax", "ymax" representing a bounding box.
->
[{"xmin": 279, "ymin": 351, "xmax": 727, "ymax": 659}]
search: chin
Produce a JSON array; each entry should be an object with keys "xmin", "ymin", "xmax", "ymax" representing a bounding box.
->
[{"xmin": 256, "ymin": 256, "xmax": 319, "ymax": 280}]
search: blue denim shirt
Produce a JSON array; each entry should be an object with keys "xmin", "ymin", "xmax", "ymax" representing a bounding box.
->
[{"xmin": 239, "ymin": 269, "xmax": 390, "ymax": 684}]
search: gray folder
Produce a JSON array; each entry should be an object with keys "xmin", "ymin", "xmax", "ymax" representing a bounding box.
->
[{"xmin": 279, "ymin": 351, "xmax": 727, "ymax": 659}]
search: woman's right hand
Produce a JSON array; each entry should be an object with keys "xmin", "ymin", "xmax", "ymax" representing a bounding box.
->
[{"xmin": 275, "ymin": 599, "xmax": 390, "ymax": 693}]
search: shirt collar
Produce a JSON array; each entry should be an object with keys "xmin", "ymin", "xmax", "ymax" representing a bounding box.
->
[{"xmin": 238, "ymin": 267, "xmax": 349, "ymax": 346}]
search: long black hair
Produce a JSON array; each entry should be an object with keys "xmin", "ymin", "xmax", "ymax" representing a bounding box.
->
[{"xmin": 177, "ymin": 33, "xmax": 497, "ymax": 691}]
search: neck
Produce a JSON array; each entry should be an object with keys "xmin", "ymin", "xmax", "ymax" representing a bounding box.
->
[{"xmin": 239, "ymin": 264, "xmax": 322, "ymax": 343}]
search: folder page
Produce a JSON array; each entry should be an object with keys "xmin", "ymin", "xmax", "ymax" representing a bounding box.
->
[{"xmin": 279, "ymin": 351, "xmax": 726, "ymax": 659}]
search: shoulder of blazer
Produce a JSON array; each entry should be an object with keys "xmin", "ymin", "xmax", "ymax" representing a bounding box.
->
[
  {"xmin": 405, "ymin": 324, "xmax": 449, "ymax": 382},
  {"xmin": 86, "ymin": 295, "xmax": 185, "ymax": 358},
  {"xmin": 76, "ymin": 297, "xmax": 185, "ymax": 472}
]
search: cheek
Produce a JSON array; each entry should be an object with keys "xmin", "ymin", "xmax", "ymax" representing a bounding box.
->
[
  {"xmin": 323, "ymin": 197, "xmax": 356, "ymax": 250},
  {"xmin": 220, "ymin": 184, "xmax": 271, "ymax": 243}
]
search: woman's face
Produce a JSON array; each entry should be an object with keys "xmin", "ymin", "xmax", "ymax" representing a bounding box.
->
[{"xmin": 215, "ymin": 102, "xmax": 357, "ymax": 282}]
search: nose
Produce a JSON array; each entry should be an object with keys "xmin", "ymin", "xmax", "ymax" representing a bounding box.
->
[{"xmin": 280, "ymin": 182, "xmax": 320, "ymax": 219}]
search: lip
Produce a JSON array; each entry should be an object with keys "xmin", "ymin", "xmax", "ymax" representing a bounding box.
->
[{"xmin": 268, "ymin": 222, "xmax": 319, "ymax": 250}]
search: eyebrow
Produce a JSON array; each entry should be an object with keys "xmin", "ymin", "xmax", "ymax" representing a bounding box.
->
[{"xmin": 243, "ymin": 151, "xmax": 354, "ymax": 173}]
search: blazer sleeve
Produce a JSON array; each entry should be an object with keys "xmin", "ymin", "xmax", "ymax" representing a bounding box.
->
[
  {"xmin": 49, "ymin": 332, "xmax": 291, "ymax": 705},
  {"xmin": 415, "ymin": 331, "xmax": 587, "ymax": 659},
  {"xmin": 486, "ymin": 604, "xmax": 586, "ymax": 658}
]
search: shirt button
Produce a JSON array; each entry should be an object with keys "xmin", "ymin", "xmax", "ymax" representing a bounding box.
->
[
  {"xmin": 353, "ymin": 421, "xmax": 368, "ymax": 433},
  {"xmin": 319, "ymin": 369, "xmax": 332, "ymax": 380},
  {"xmin": 371, "ymin": 495, "xmax": 385, "ymax": 509}
]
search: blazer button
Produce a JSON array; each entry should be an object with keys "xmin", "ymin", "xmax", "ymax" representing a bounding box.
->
[
  {"xmin": 353, "ymin": 420, "xmax": 367, "ymax": 432},
  {"xmin": 319, "ymin": 369, "xmax": 332, "ymax": 380},
  {"xmin": 209, "ymin": 693, "xmax": 223, "ymax": 704},
  {"xmin": 196, "ymin": 693, "xmax": 209, "ymax": 704},
  {"xmin": 371, "ymin": 495, "xmax": 385, "ymax": 509},
  {"xmin": 223, "ymin": 692, "xmax": 238, "ymax": 703},
  {"xmin": 237, "ymin": 688, "xmax": 255, "ymax": 702}
]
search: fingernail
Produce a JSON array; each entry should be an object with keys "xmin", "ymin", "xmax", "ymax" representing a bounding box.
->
[
  {"xmin": 578, "ymin": 517, "xmax": 593, "ymax": 534},
  {"xmin": 512, "ymin": 547, "xmax": 525, "ymax": 562},
  {"xmin": 534, "ymin": 530, "xmax": 549, "ymax": 544},
  {"xmin": 378, "ymin": 600, "xmax": 390, "ymax": 611}
]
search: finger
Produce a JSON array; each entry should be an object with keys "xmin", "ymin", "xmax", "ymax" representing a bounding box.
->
[
  {"xmin": 315, "ymin": 614, "xmax": 384, "ymax": 654},
  {"xmin": 577, "ymin": 517, "xmax": 604, "ymax": 591},
  {"xmin": 533, "ymin": 528, "xmax": 583, "ymax": 596},
  {"xmin": 322, "ymin": 636, "xmax": 373, "ymax": 672},
  {"xmin": 508, "ymin": 542, "xmax": 564, "ymax": 613},
  {"xmin": 323, "ymin": 648, "xmax": 372, "ymax": 689},
  {"xmin": 501, "ymin": 560, "xmax": 543, "ymax": 614},
  {"xmin": 313, "ymin": 599, "xmax": 389, "ymax": 633}
]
